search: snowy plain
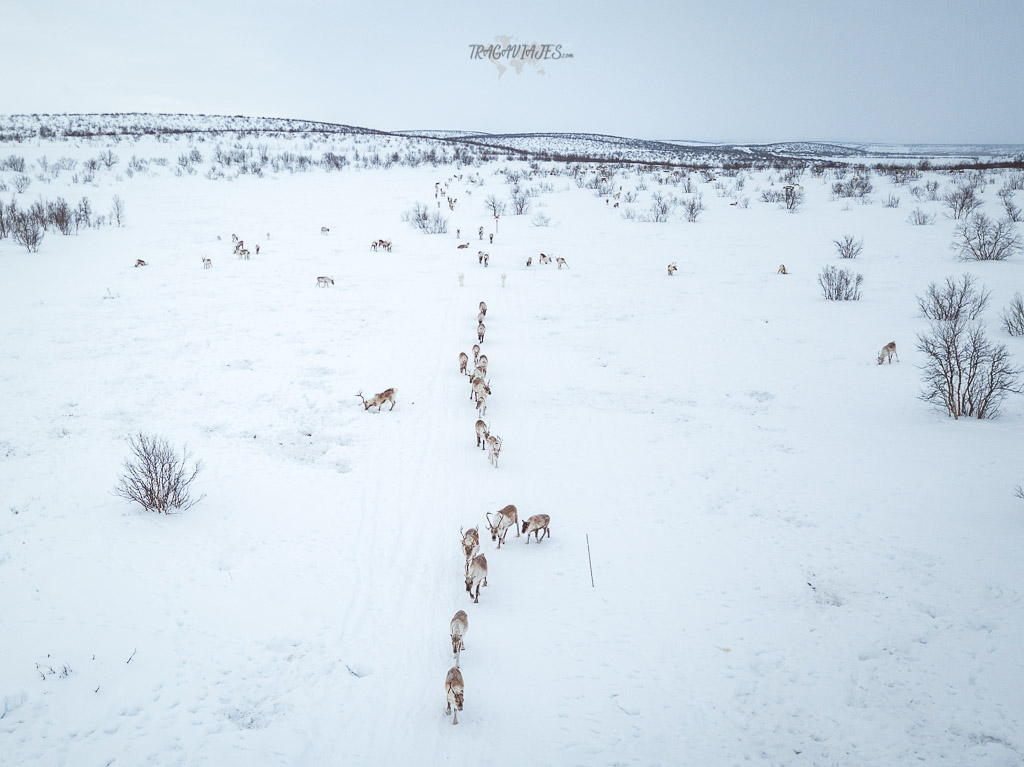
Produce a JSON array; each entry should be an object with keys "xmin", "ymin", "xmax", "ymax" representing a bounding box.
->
[{"xmin": 1, "ymin": 128, "xmax": 1023, "ymax": 766}]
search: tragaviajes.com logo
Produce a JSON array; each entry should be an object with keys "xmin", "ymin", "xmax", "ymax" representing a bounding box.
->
[{"xmin": 470, "ymin": 35, "xmax": 573, "ymax": 78}]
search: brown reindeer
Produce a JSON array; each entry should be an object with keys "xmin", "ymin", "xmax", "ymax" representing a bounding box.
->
[
  {"xmin": 475, "ymin": 419, "xmax": 489, "ymax": 449},
  {"xmin": 356, "ymin": 388, "xmax": 397, "ymax": 411},
  {"xmin": 556, "ymin": 257, "xmax": 569, "ymax": 269},
  {"xmin": 457, "ymin": 242, "xmax": 470, "ymax": 249},
  {"xmin": 465, "ymin": 554, "xmax": 488, "ymax": 603},
  {"xmin": 877, "ymin": 341, "xmax": 899, "ymax": 365},
  {"xmin": 445, "ymin": 667, "xmax": 464, "ymax": 724},
  {"xmin": 450, "ymin": 611, "xmax": 468, "ymax": 668},
  {"xmin": 317, "ymin": 276, "xmax": 334, "ymax": 287},
  {"xmin": 477, "ymin": 323, "xmax": 486, "ymax": 344},
  {"xmin": 459, "ymin": 352, "xmax": 469, "ymax": 375},
  {"xmin": 461, "ymin": 526, "xmax": 480, "ymax": 568},
  {"xmin": 667, "ymin": 263, "xmax": 678, "ymax": 276},
  {"xmin": 778, "ymin": 264, "xmax": 788, "ymax": 275},
  {"xmin": 134, "ymin": 259, "xmax": 147, "ymax": 267},
  {"xmin": 320, "ymin": 226, "xmax": 329, "ymax": 235},
  {"xmin": 472, "ymin": 344, "xmax": 481, "ymax": 366},
  {"xmin": 202, "ymin": 257, "xmax": 212, "ymax": 269},
  {"xmin": 485, "ymin": 504, "xmax": 519, "ymax": 547},
  {"xmin": 521, "ymin": 514, "xmax": 551, "ymax": 543},
  {"xmin": 526, "ymin": 257, "xmax": 533, "ymax": 267}
]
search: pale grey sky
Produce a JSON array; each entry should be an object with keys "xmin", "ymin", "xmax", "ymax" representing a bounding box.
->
[{"xmin": 2, "ymin": 0, "xmax": 1022, "ymax": 143}]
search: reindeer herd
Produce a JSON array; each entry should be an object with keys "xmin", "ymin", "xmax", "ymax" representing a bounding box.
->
[{"xmin": 440, "ymin": 296, "xmax": 553, "ymax": 725}]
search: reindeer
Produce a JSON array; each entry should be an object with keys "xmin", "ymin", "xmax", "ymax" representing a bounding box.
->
[
  {"xmin": 489, "ymin": 233, "xmax": 494, "ymax": 244},
  {"xmin": 477, "ymin": 322, "xmax": 486, "ymax": 344},
  {"xmin": 475, "ymin": 420, "xmax": 489, "ymax": 449},
  {"xmin": 255, "ymin": 244, "xmax": 260, "ymax": 255},
  {"xmin": 457, "ymin": 243, "xmax": 470, "ymax": 249},
  {"xmin": 526, "ymin": 257, "xmax": 533, "ymax": 267},
  {"xmin": 521, "ymin": 514, "xmax": 551, "ymax": 543},
  {"xmin": 356, "ymin": 388, "xmax": 397, "ymax": 411},
  {"xmin": 470, "ymin": 376, "xmax": 491, "ymax": 403},
  {"xmin": 472, "ymin": 344, "xmax": 480, "ymax": 366},
  {"xmin": 371, "ymin": 241, "xmax": 379, "ymax": 251},
  {"xmin": 445, "ymin": 667, "xmax": 464, "ymax": 724},
  {"xmin": 134, "ymin": 259, "xmax": 147, "ymax": 267},
  {"xmin": 202, "ymin": 257, "xmax": 212, "ymax": 269},
  {"xmin": 477, "ymin": 354, "xmax": 488, "ymax": 374},
  {"xmin": 556, "ymin": 257, "xmax": 569, "ymax": 269},
  {"xmin": 239, "ymin": 249, "xmax": 250, "ymax": 260},
  {"xmin": 483, "ymin": 253, "xmax": 489, "ymax": 267},
  {"xmin": 460, "ymin": 526, "xmax": 481, "ymax": 571},
  {"xmin": 459, "ymin": 352, "xmax": 469, "ymax": 375},
  {"xmin": 877, "ymin": 341, "xmax": 899, "ymax": 365},
  {"xmin": 234, "ymin": 240, "xmax": 244, "ymax": 255},
  {"xmin": 667, "ymin": 263, "xmax": 678, "ymax": 276},
  {"xmin": 477, "ymin": 311, "xmax": 485, "ymax": 324},
  {"xmin": 317, "ymin": 276, "xmax": 334, "ymax": 287},
  {"xmin": 538, "ymin": 253, "xmax": 552, "ymax": 265},
  {"xmin": 231, "ymin": 234, "xmax": 238, "ymax": 243},
  {"xmin": 320, "ymin": 226, "xmax": 329, "ymax": 235},
  {"xmin": 485, "ymin": 504, "xmax": 519, "ymax": 547},
  {"xmin": 475, "ymin": 391, "xmax": 488, "ymax": 418},
  {"xmin": 450, "ymin": 611, "xmax": 468, "ymax": 668},
  {"xmin": 465, "ymin": 554, "xmax": 488, "ymax": 603},
  {"xmin": 778, "ymin": 264, "xmax": 788, "ymax": 275},
  {"xmin": 478, "ymin": 226, "xmax": 484, "ymax": 240},
  {"xmin": 486, "ymin": 434, "xmax": 502, "ymax": 468}
]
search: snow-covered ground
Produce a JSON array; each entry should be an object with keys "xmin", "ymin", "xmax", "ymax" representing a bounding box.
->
[{"xmin": 1, "ymin": 132, "xmax": 1022, "ymax": 766}]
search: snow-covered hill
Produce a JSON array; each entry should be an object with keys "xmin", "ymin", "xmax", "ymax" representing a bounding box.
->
[{"xmin": 1, "ymin": 128, "xmax": 1023, "ymax": 766}]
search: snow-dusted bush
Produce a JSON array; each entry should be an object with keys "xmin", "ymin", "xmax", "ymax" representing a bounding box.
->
[
  {"xmin": 917, "ymin": 274, "xmax": 990, "ymax": 323},
  {"xmin": 1001, "ymin": 293, "xmax": 1024, "ymax": 336},
  {"xmin": 917, "ymin": 319, "xmax": 1023, "ymax": 420},
  {"xmin": 111, "ymin": 195, "xmax": 125, "ymax": 228},
  {"xmin": 833, "ymin": 235, "xmax": 863, "ymax": 259},
  {"xmin": 1003, "ymin": 196, "xmax": 1022, "ymax": 223},
  {"xmin": 11, "ymin": 209, "xmax": 44, "ymax": 252},
  {"xmin": 402, "ymin": 202, "xmax": 449, "ymax": 234},
  {"xmin": 943, "ymin": 184, "xmax": 982, "ymax": 219},
  {"xmin": 114, "ymin": 433, "xmax": 205, "ymax": 514},
  {"xmin": 882, "ymin": 194, "xmax": 901, "ymax": 208},
  {"xmin": 12, "ymin": 174, "xmax": 31, "ymax": 193},
  {"xmin": 681, "ymin": 193, "xmax": 705, "ymax": 223},
  {"xmin": 818, "ymin": 266, "xmax": 863, "ymax": 301},
  {"xmin": 531, "ymin": 211, "xmax": 550, "ymax": 227},
  {"xmin": 831, "ymin": 176, "xmax": 873, "ymax": 199},
  {"xmin": 954, "ymin": 213, "xmax": 1021, "ymax": 261},
  {"xmin": 509, "ymin": 186, "xmax": 531, "ymax": 215},
  {"xmin": 907, "ymin": 207, "xmax": 935, "ymax": 225}
]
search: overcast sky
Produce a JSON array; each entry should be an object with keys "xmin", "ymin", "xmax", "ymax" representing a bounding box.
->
[{"xmin": 3, "ymin": 0, "xmax": 1022, "ymax": 144}]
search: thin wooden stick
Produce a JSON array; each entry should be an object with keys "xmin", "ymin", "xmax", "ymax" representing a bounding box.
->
[{"xmin": 586, "ymin": 534, "xmax": 594, "ymax": 588}]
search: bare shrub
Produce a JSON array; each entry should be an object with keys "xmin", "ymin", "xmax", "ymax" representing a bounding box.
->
[
  {"xmin": 11, "ymin": 210, "xmax": 44, "ymax": 252},
  {"xmin": 113, "ymin": 433, "xmax": 205, "ymax": 513},
  {"xmin": 1001, "ymin": 292, "xmax": 1024, "ymax": 336},
  {"xmin": 1003, "ymin": 197, "xmax": 1022, "ymax": 223},
  {"xmin": 402, "ymin": 202, "xmax": 449, "ymax": 234},
  {"xmin": 833, "ymin": 235, "xmax": 863, "ymax": 259},
  {"xmin": 818, "ymin": 266, "xmax": 863, "ymax": 301},
  {"xmin": 917, "ymin": 319, "xmax": 1023, "ymax": 419},
  {"xmin": 943, "ymin": 184, "xmax": 982, "ymax": 219},
  {"xmin": 483, "ymin": 194, "xmax": 507, "ymax": 217},
  {"xmin": 12, "ymin": 175, "xmax": 31, "ymax": 194},
  {"xmin": 882, "ymin": 194, "xmax": 901, "ymax": 208},
  {"xmin": 531, "ymin": 211, "xmax": 550, "ymax": 227},
  {"xmin": 111, "ymin": 195, "xmax": 125, "ymax": 228},
  {"xmin": 954, "ymin": 213, "xmax": 1022, "ymax": 261},
  {"xmin": 681, "ymin": 193, "xmax": 706, "ymax": 222},
  {"xmin": 509, "ymin": 185, "xmax": 531, "ymax": 215},
  {"xmin": 783, "ymin": 185, "xmax": 805, "ymax": 212},
  {"xmin": 831, "ymin": 176, "xmax": 873, "ymax": 199},
  {"xmin": 907, "ymin": 207, "xmax": 935, "ymax": 225},
  {"xmin": 917, "ymin": 274, "xmax": 990, "ymax": 323}
]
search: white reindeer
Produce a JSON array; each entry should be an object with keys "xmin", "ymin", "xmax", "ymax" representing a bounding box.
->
[
  {"xmin": 460, "ymin": 526, "xmax": 480, "ymax": 571},
  {"xmin": 486, "ymin": 434, "xmax": 503, "ymax": 468},
  {"xmin": 320, "ymin": 226, "xmax": 330, "ymax": 235},
  {"xmin": 479, "ymin": 301, "xmax": 487, "ymax": 317},
  {"xmin": 778, "ymin": 264, "xmax": 788, "ymax": 275},
  {"xmin": 465, "ymin": 553, "xmax": 488, "ymax": 603},
  {"xmin": 445, "ymin": 666, "xmax": 464, "ymax": 724},
  {"xmin": 556, "ymin": 257, "xmax": 569, "ymax": 269},
  {"xmin": 475, "ymin": 419, "xmax": 489, "ymax": 450},
  {"xmin": 521, "ymin": 514, "xmax": 551, "ymax": 543},
  {"xmin": 485, "ymin": 504, "xmax": 519, "ymax": 547},
  {"xmin": 450, "ymin": 611, "xmax": 468, "ymax": 668},
  {"xmin": 477, "ymin": 322, "xmax": 486, "ymax": 343},
  {"xmin": 317, "ymin": 276, "xmax": 334, "ymax": 287},
  {"xmin": 356, "ymin": 388, "xmax": 397, "ymax": 411},
  {"xmin": 470, "ymin": 377, "xmax": 491, "ymax": 403},
  {"xmin": 877, "ymin": 341, "xmax": 899, "ymax": 365},
  {"xmin": 459, "ymin": 352, "xmax": 469, "ymax": 375},
  {"xmin": 202, "ymin": 257, "xmax": 212, "ymax": 269},
  {"xmin": 667, "ymin": 263, "xmax": 678, "ymax": 276},
  {"xmin": 472, "ymin": 344, "xmax": 481, "ymax": 366}
]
